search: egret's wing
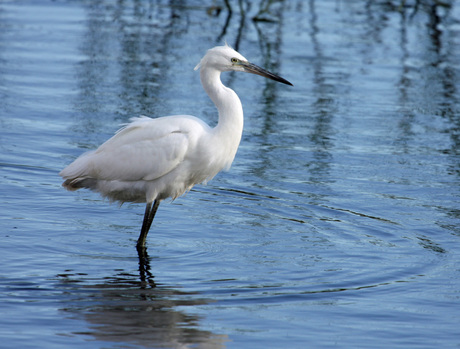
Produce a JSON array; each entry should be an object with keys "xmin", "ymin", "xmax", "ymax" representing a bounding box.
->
[
  {"xmin": 95, "ymin": 130, "xmax": 188, "ymax": 182},
  {"xmin": 61, "ymin": 116, "xmax": 203, "ymax": 182}
]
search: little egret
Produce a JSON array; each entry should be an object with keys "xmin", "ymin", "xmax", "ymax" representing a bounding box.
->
[{"xmin": 60, "ymin": 44, "xmax": 292, "ymax": 249}]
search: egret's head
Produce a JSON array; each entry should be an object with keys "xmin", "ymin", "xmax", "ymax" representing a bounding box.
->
[
  {"xmin": 194, "ymin": 44, "xmax": 247, "ymax": 73},
  {"xmin": 195, "ymin": 44, "xmax": 292, "ymax": 86}
]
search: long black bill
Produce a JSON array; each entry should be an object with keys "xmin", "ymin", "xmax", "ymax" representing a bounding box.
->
[{"xmin": 242, "ymin": 62, "xmax": 293, "ymax": 86}]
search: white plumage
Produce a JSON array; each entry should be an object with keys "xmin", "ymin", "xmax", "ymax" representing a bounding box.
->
[
  {"xmin": 60, "ymin": 44, "xmax": 292, "ymax": 249},
  {"xmin": 61, "ymin": 115, "xmax": 223, "ymax": 202}
]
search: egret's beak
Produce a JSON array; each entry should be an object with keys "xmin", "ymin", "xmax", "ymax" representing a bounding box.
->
[{"xmin": 241, "ymin": 61, "xmax": 293, "ymax": 86}]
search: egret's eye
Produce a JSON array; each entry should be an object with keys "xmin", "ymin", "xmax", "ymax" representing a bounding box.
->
[{"xmin": 231, "ymin": 57, "xmax": 239, "ymax": 64}]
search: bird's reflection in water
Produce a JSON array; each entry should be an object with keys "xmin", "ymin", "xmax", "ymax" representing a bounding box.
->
[{"xmin": 58, "ymin": 248, "xmax": 228, "ymax": 348}]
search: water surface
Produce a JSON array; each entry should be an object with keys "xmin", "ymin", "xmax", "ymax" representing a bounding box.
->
[{"xmin": 1, "ymin": 1, "xmax": 460, "ymax": 348}]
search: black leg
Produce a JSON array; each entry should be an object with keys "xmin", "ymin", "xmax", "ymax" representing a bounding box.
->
[{"xmin": 137, "ymin": 200, "xmax": 160, "ymax": 249}]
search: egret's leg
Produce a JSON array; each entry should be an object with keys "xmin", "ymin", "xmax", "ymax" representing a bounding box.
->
[
  {"xmin": 138, "ymin": 201, "xmax": 152, "ymax": 244},
  {"xmin": 137, "ymin": 200, "xmax": 160, "ymax": 248},
  {"xmin": 145, "ymin": 200, "xmax": 160, "ymax": 235}
]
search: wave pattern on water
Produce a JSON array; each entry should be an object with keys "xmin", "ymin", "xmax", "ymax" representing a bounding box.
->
[{"xmin": 1, "ymin": 0, "xmax": 460, "ymax": 348}]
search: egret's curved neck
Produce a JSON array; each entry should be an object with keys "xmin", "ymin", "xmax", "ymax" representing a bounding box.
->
[{"xmin": 200, "ymin": 67, "xmax": 244, "ymax": 140}]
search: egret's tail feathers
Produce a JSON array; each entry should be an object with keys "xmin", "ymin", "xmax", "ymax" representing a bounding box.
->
[
  {"xmin": 62, "ymin": 177, "xmax": 97, "ymax": 191},
  {"xmin": 60, "ymin": 150, "xmax": 97, "ymax": 191}
]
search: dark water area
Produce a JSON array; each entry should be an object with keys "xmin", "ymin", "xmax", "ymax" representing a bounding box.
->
[{"xmin": 1, "ymin": 1, "xmax": 460, "ymax": 348}]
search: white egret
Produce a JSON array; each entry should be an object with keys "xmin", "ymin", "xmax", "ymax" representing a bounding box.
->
[{"xmin": 60, "ymin": 44, "xmax": 292, "ymax": 249}]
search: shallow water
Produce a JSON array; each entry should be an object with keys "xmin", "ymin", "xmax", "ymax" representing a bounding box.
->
[{"xmin": 1, "ymin": 0, "xmax": 460, "ymax": 348}]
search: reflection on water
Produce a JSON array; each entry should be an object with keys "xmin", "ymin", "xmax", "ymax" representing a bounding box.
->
[
  {"xmin": 1, "ymin": 0, "xmax": 460, "ymax": 348},
  {"xmin": 58, "ymin": 250, "xmax": 227, "ymax": 349},
  {"xmin": 72, "ymin": 0, "xmax": 291, "ymax": 138}
]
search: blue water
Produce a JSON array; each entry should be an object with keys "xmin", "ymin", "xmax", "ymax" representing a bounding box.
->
[{"xmin": 1, "ymin": 0, "xmax": 460, "ymax": 348}]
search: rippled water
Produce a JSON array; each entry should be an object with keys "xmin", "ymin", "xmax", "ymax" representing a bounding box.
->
[{"xmin": 1, "ymin": 1, "xmax": 460, "ymax": 348}]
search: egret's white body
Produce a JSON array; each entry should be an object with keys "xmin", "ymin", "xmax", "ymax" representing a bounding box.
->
[
  {"xmin": 60, "ymin": 44, "xmax": 291, "ymax": 249},
  {"xmin": 61, "ymin": 114, "xmax": 235, "ymax": 203}
]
